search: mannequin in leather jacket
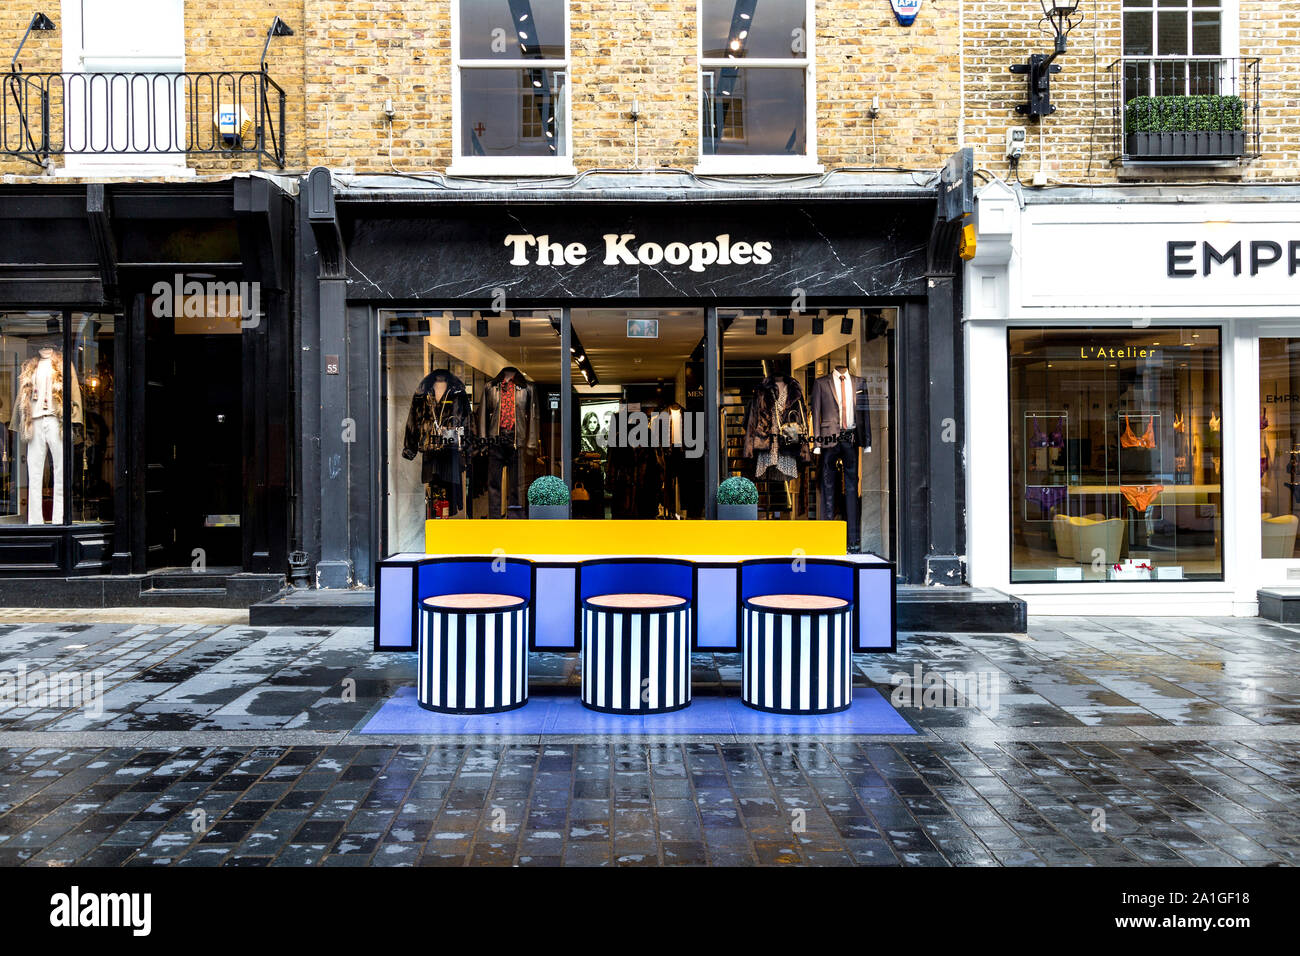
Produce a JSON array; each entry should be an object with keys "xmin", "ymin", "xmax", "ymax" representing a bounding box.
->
[{"xmin": 402, "ymin": 369, "xmax": 472, "ymax": 515}]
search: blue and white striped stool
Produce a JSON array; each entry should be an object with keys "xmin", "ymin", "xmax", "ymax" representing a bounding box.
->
[
  {"xmin": 742, "ymin": 594, "xmax": 854, "ymax": 714},
  {"xmin": 419, "ymin": 594, "xmax": 529, "ymax": 714},
  {"xmin": 581, "ymin": 593, "xmax": 691, "ymax": 714}
]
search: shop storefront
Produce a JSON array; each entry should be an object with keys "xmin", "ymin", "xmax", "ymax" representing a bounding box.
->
[
  {"xmin": 0, "ymin": 177, "xmax": 294, "ymax": 591},
  {"xmin": 299, "ymin": 163, "xmax": 972, "ymax": 592},
  {"xmin": 964, "ymin": 182, "xmax": 1300, "ymax": 615}
]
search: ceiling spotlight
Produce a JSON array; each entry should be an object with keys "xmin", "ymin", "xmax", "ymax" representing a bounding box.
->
[
  {"xmin": 448, "ymin": 318, "xmax": 461, "ymax": 337},
  {"xmin": 782, "ymin": 315, "xmax": 795, "ymax": 335},
  {"xmin": 840, "ymin": 315, "xmax": 854, "ymax": 335},
  {"xmin": 755, "ymin": 311, "xmax": 768, "ymax": 336},
  {"xmin": 509, "ymin": 318, "xmax": 521, "ymax": 337},
  {"xmin": 812, "ymin": 315, "xmax": 824, "ymax": 335},
  {"xmin": 476, "ymin": 314, "xmax": 489, "ymax": 337}
]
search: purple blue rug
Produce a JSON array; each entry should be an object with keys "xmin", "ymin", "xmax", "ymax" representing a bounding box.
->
[{"xmin": 360, "ymin": 686, "xmax": 915, "ymax": 735}]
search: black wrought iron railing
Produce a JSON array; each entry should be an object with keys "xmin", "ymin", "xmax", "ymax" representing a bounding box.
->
[
  {"xmin": 1108, "ymin": 57, "xmax": 1260, "ymax": 163},
  {"xmin": 2, "ymin": 69, "xmax": 287, "ymax": 169}
]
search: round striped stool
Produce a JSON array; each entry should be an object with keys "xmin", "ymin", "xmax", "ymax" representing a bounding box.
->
[
  {"xmin": 581, "ymin": 593, "xmax": 691, "ymax": 714},
  {"xmin": 742, "ymin": 594, "xmax": 854, "ymax": 715},
  {"xmin": 419, "ymin": 594, "xmax": 529, "ymax": 714}
]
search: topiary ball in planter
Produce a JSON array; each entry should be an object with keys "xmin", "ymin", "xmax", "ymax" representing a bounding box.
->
[
  {"xmin": 716, "ymin": 476, "xmax": 758, "ymax": 520},
  {"xmin": 527, "ymin": 475, "xmax": 570, "ymax": 519}
]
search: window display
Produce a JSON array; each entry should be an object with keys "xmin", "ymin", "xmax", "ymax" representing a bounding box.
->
[
  {"xmin": 1259, "ymin": 338, "xmax": 1300, "ymax": 559},
  {"xmin": 72, "ymin": 313, "xmax": 115, "ymax": 524},
  {"xmin": 721, "ymin": 308, "xmax": 894, "ymax": 557},
  {"xmin": 1008, "ymin": 327, "xmax": 1222, "ymax": 582},
  {"xmin": 382, "ymin": 310, "xmax": 562, "ymax": 552},
  {"xmin": 570, "ymin": 309, "xmax": 706, "ymax": 520}
]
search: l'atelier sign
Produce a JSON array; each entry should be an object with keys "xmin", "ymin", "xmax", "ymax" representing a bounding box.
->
[
  {"xmin": 504, "ymin": 233, "xmax": 774, "ymax": 274},
  {"xmin": 1167, "ymin": 239, "xmax": 1300, "ymax": 277}
]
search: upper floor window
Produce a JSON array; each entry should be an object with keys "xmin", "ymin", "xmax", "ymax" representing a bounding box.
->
[
  {"xmin": 451, "ymin": 0, "xmax": 572, "ymax": 175},
  {"xmin": 698, "ymin": 0, "xmax": 819, "ymax": 174},
  {"xmin": 1121, "ymin": 0, "xmax": 1228, "ymax": 99}
]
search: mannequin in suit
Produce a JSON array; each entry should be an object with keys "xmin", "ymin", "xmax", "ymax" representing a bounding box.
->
[{"xmin": 810, "ymin": 365, "xmax": 872, "ymax": 552}]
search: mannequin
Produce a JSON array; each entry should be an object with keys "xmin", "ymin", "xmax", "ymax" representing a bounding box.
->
[
  {"xmin": 478, "ymin": 366, "xmax": 541, "ymax": 517},
  {"xmin": 11, "ymin": 346, "xmax": 82, "ymax": 525},
  {"xmin": 402, "ymin": 368, "xmax": 472, "ymax": 517},
  {"xmin": 811, "ymin": 364, "xmax": 871, "ymax": 552},
  {"xmin": 743, "ymin": 375, "xmax": 811, "ymax": 484}
]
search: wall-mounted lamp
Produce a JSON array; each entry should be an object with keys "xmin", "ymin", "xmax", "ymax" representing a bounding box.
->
[
  {"xmin": 1008, "ymin": 0, "xmax": 1084, "ymax": 120},
  {"xmin": 260, "ymin": 16, "xmax": 295, "ymax": 73},
  {"xmin": 11, "ymin": 12, "xmax": 54, "ymax": 72}
]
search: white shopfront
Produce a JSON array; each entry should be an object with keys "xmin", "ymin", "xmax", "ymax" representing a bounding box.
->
[{"xmin": 964, "ymin": 183, "xmax": 1300, "ymax": 616}]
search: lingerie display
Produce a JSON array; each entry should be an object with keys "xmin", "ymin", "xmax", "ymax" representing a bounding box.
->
[
  {"xmin": 1029, "ymin": 415, "xmax": 1065, "ymax": 449},
  {"xmin": 1121, "ymin": 484, "xmax": 1163, "ymax": 514},
  {"xmin": 1026, "ymin": 484, "xmax": 1068, "ymax": 512},
  {"xmin": 1120, "ymin": 415, "xmax": 1156, "ymax": 449}
]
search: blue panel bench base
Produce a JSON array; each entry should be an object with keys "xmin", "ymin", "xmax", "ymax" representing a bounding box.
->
[
  {"xmin": 742, "ymin": 595, "xmax": 854, "ymax": 715},
  {"xmin": 419, "ymin": 595, "xmax": 530, "ymax": 715},
  {"xmin": 582, "ymin": 594, "xmax": 692, "ymax": 715}
]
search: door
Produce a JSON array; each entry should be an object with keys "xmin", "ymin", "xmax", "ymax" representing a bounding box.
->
[
  {"xmin": 61, "ymin": 0, "xmax": 187, "ymax": 172},
  {"xmin": 143, "ymin": 296, "xmax": 244, "ymax": 570}
]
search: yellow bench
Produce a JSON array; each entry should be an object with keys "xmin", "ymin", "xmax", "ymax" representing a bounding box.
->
[{"xmin": 425, "ymin": 519, "xmax": 848, "ymax": 557}]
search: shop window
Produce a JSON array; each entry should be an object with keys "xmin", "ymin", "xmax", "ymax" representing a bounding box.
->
[
  {"xmin": 569, "ymin": 309, "xmax": 707, "ymax": 520},
  {"xmin": 0, "ymin": 311, "xmax": 113, "ymax": 528},
  {"xmin": 720, "ymin": 308, "xmax": 895, "ymax": 558},
  {"xmin": 381, "ymin": 310, "xmax": 562, "ymax": 552},
  {"xmin": 1259, "ymin": 338, "xmax": 1300, "ymax": 559},
  {"xmin": 1121, "ymin": 0, "xmax": 1227, "ymax": 100},
  {"xmin": 699, "ymin": 0, "xmax": 816, "ymax": 172},
  {"xmin": 1008, "ymin": 328, "xmax": 1222, "ymax": 583},
  {"xmin": 452, "ymin": 0, "xmax": 571, "ymax": 174},
  {"xmin": 71, "ymin": 313, "xmax": 115, "ymax": 524}
]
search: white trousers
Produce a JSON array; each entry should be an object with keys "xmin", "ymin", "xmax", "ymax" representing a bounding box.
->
[{"xmin": 27, "ymin": 415, "xmax": 62, "ymax": 525}]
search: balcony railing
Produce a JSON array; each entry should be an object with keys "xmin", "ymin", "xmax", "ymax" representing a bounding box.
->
[
  {"xmin": 2, "ymin": 69, "xmax": 287, "ymax": 170},
  {"xmin": 1107, "ymin": 57, "xmax": 1260, "ymax": 164}
]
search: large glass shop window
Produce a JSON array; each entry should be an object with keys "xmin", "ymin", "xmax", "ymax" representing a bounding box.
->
[
  {"xmin": 720, "ymin": 308, "xmax": 895, "ymax": 557},
  {"xmin": 1008, "ymin": 328, "xmax": 1222, "ymax": 582},
  {"xmin": 382, "ymin": 310, "xmax": 562, "ymax": 552},
  {"xmin": 568, "ymin": 308, "xmax": 706, "ymax": 519},
  {"xmin": 1259, "ymin": 338, "xmax": 1300, "ymax": 559}
]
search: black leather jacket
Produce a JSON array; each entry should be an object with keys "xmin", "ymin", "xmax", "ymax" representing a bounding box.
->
[
  {"xmin": 402, "ymin": 370, "xmax": 472, "ymax": 459},
  {"xmin": 478, "ymin": 367, "xmax": 541, "ymax": 452}
]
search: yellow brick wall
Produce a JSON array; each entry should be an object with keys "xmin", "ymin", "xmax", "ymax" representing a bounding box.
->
[
  {"xmin": 6, "ymin": 2, "xmax": 1295, "ymax": 184},
  {"xmin": 303, "ymin": 0, "xmax": 962, "ymax": 173},
  {"xmin": 0, "ymin": 2, "xmax": 306, "ymax": 178},
  {"xmin": 963, "ymin": 0, "xmax": 1300, "ymax": 184}
]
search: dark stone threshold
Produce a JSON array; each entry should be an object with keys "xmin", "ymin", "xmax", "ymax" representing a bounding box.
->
[
  {"xmin": 897, "ymin": 586, "xmax": 1026, "ymax": 634},
  {"xmin": 0, "ymin": 572, "xmax": 285, "ymax": 609},
  {"xmin": 1258, "ymin": 588, "xmax": 1300, "ymax": 624},
  {"xmin": 250, "ymin": 588, "xmax": 375, "ymax": 626}
]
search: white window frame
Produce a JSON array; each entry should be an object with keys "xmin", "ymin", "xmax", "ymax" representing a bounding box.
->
[
  {"xmin": 449, "ymin": 0, "xmax": 575, "ymax": 177},
  {"xmin": 57, "ymin": 0, "xmax": 193, "ymax": 177},
  {"xmin": 695, "ymin": 0, "xmax": 821, "ymax": 176},
  {"xmin": 1119, "ymin": 0, "xmax": 1241, "ymax": 97}
]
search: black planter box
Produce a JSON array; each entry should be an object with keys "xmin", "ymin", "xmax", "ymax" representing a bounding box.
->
[{"xmin": 1126, "ymin": 130, "xmax": 1245, "ymax": 160}]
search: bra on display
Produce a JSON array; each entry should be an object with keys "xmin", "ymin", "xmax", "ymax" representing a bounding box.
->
[
  {"xmin": 1120, "ymin": 415, "xmax": 1156, "ymax": 450},
  {"xmin": 1029, "ymin": 415, "xmax": 1064, "ymax": 449}
]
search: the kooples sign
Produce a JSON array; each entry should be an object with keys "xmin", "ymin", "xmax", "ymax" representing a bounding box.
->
[
  {"xmin": 1167, "ymin": 239, "xmax": 1300, "ymax": 277},
  {"xmin": 504, "ymin": 232, "xmax": 773, "ymax": 274}
]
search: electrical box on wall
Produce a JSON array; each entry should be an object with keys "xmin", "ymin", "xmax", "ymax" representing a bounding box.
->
[{"xmin": 1006, "ymin": 127, "xmax": 1027, "ymax": 160}]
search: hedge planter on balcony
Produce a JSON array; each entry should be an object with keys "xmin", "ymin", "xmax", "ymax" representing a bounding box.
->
[
  {"xmin": 527, "ymin": 476, "xmax": 570, "ymax": 519},
  {"xmin": 1124, "ymin": 94, "xmax": 1246, "ymax": 160}
]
